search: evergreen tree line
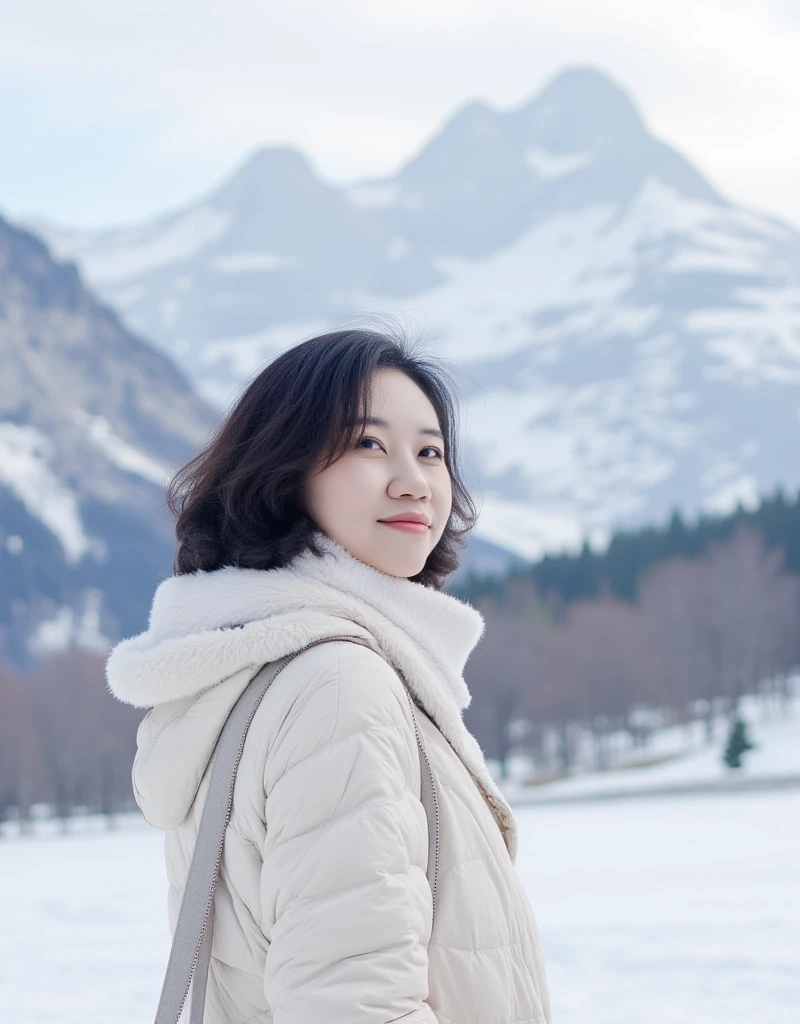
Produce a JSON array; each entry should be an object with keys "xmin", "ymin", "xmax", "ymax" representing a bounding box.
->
[{"xmin": 457, "ymin": 485, "xmax": 800, "ymax": 606}]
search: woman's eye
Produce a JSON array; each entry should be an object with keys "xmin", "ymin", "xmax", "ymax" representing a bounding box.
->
[
  {"xmin": 357, "ymin": 437, "xmax": 382, "ymax": 451},
  {"xmin": 357, "ymin": 437, "xmax": 443, "ymax": 459}
]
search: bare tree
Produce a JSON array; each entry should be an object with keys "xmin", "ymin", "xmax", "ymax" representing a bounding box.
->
[
  {"xmin": 638, "ymin": 556, "xmax": 715, "ymax": 736},
  {"xmin": 465, "ymin": 578, "xmax": 550, "ymax": 778},
  {"xmin": 639, "ymin": 525, "xmax": 799, "ymax": 737},
  {"xmin": 0, "ymin": 664, "xmax": 38, "ymax": 834},
  {"xmin": 24, "ymin": 651, "xmax": 140, "ymax": 828},
  {"xmin": 549, "ymin": 598, "xmax": 651, "ymax": 769}
]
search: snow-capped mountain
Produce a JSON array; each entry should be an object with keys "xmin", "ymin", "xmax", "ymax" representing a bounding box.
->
[
  {"xmin": 0, "ymin": 212, "xmax": 215, "ymax": 669},
  {"xmin": 30, "ymin": 66, "xmax": 800, "ymax": 560}
]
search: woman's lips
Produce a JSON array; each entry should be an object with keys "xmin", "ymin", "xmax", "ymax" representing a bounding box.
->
[{"xmin": 379, "ymin": 521, "xmax": 429, "ymax": 534}]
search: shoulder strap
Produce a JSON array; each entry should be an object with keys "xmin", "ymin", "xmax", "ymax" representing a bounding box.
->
[{"xmin": 153, "ymin": 634, "xmax": 439, "ymax": 1024}]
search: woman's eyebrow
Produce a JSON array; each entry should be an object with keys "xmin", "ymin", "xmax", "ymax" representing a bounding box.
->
[{"xmin": 361, "ymin": 416, "xmax": 444, "ymax": 441}]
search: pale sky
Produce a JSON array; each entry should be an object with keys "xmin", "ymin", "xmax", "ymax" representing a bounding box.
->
[{"xmin": 1, "ymin": 0, "xmax": 799, "ymax": 231}]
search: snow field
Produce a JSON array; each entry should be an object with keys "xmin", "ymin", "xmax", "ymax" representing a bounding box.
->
[
  {"xmin": 1, "ymin": 787, "xmax": 798, "ymax": 1023},
  {"xmin": 517, "ymin": 791, "xmax": 800, "ymax": 1022}
]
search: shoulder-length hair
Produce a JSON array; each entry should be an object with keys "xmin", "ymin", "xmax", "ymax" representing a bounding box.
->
[{"xmin": 166, "ymin": 320, "xmax": 478, "ymax": 589}]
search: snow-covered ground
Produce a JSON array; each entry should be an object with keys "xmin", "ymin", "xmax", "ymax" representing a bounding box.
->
[
  {"xmin": 0, "ymin": 815, "xmax": 169, "ymax": 1023},
  {"xmin": 1, "ymin": 789, "xmax": 798, "ymax": 1023},
  {"xmin": 500, "ymin": 692, "xmax": 800, "ymax": 804},
  {"xmin": 517, "ymin": 789, "xmax": 800, "ymax": 1022}
]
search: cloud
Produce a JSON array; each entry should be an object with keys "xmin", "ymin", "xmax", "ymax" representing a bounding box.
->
[{"xmin": 1, "ymin": 0, "xmax": 799, "ymax": 227}]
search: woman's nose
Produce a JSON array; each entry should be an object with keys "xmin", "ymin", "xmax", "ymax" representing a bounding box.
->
[{"xmin": 388, "ymin": 466, "xmax": 432, "ymax": 500}]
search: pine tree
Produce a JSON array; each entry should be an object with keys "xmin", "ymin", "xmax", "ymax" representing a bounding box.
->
[{"xmin": 723, "ymin": 716, "xmax": 757, "ymax": 769}]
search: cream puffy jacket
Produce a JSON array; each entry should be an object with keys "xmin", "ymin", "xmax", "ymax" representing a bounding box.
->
[{"xmin": 107, "ymin": 531, "xmax": 551, "ymax": 1024}]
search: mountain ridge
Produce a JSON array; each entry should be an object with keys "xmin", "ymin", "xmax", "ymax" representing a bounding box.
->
[{"xmin": 21, "ymin": 65, "xmax": 800, "ymax": 561}]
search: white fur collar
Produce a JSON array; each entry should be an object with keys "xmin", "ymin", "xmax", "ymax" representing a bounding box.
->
[
  {"xmin": 107, "ymin": 531, "xmax": 484, "ymax": 710},
  {"xmin": 106, "ymin": 531, "xmax": 519, "ymax": 860}
]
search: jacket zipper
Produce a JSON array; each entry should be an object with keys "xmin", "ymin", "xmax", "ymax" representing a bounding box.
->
[{"xmin": 403, "ymin": 688, "xmax": 440, "ymax": 923}]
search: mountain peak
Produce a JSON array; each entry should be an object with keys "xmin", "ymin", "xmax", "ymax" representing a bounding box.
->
[
  {"xmin": 236, "ymin": 144, "xmax": 315, "ymax": 175},
  {"xmin": 213, "ymin": 145, "xmax": 322, "ymax": 211},
  {"xmin": 538, "ymin": 66, "xmax": 643, "ymax": 116},
  {"xmin": 442, "ymin": 98, "xmax": 501, "ymax": 133},
  {"xmin": 399, "ymin": 97, "xmax": 520, "ymax": 188},
  {"xmin": 506, "ymin": 65, "xmax": 647, "ymax": 152}
]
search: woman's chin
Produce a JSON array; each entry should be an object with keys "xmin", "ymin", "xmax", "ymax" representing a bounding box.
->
[{"xmin": 374, "ymin": 551, "xmax": 428, "ymax": 578}]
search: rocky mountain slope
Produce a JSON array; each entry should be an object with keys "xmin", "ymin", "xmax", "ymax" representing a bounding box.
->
[{"xmin": 0, "ymin": 213, "xmax": 215, "ymax": 669}]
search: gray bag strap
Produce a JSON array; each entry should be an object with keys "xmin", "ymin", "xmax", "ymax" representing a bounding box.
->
[{"xmin": 153, "ymin": 634, "xmax": 439, "ymax": 1024}]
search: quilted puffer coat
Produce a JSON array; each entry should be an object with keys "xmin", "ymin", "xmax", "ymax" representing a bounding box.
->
[{"xmin": 106, "ymin": 530, "xmax": 552, "ymax": 1024}]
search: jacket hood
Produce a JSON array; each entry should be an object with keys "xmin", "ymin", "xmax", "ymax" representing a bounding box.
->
[
  {"xmin": 106, "ymin": 530, "xmax": 484, "ymax": 710},
  {"xmin": 106, "ymin": 531, "xmax": 519, "ymax": 859}
]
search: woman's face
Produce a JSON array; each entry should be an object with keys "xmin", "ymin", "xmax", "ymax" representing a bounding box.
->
[{"xmin": 304, "ymin": 368, "xmax": 453, "ymax": 578}]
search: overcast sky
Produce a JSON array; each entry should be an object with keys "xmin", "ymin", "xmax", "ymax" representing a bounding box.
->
[{"xmin": 1, "ymin": 0, "xmax": 798, "ymax": 230}]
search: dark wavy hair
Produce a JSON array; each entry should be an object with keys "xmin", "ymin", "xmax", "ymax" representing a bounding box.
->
[{"xmin": 166, "ymin": 319, "xmax": 478, "ymax": 589}]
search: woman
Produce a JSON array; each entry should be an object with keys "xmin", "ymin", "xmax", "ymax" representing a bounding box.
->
[{"xmin": 107, "ymin": 325, "xmax": 552, "ymax": 1023}]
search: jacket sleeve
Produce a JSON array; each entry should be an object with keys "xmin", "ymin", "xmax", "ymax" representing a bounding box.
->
[{"xmin": 259, "ymin": 643, "xmax": 439, "ymax": 1023}]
